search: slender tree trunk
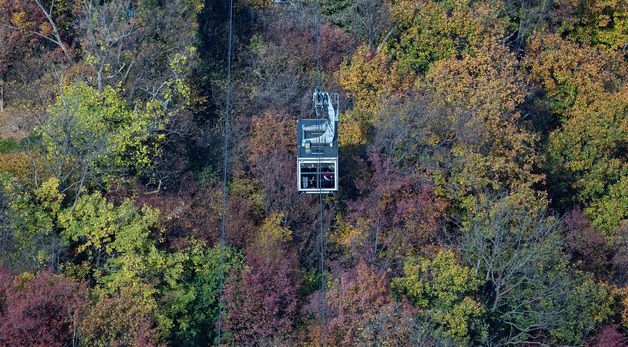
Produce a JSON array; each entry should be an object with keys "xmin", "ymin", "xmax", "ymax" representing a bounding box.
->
[
  {"xmin": 97, "ymin": 65, "xmax": 104, "ymax": 91},
  {"xmin": 0, "ymin": 74, "xmax": 6, "ymax": 112},
  {"xmin": 0, "ymin": 83, "xmax": 4, "ymax": 113},
  {"xmin": 34, "ymin": 0, "xmax": 73, "ymax": 62}
]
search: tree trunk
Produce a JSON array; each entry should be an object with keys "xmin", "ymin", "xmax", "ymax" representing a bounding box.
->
[
  {"xmin": 0, "ymin": 85, "xmax": 4, "ymax": 113},
  {"xmin": 34, "ymin": 0, "xmax": 73, "ymax": 62},
  {"xmin": 0, "ymin": 82, "xmax": 4, "ymax": 112}
]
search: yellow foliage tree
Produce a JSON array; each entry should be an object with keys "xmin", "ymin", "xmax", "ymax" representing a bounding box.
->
[
  {"xmin": 425, "ymin": 44, "xmax": 544, "ymax": 207},
  {"xmin": 527, "ymin": 34, "xmax": 627, "ymax": 238},
  {"xmin": 387, "ymin": 0, "xmax": 508, "ymax": 76}
]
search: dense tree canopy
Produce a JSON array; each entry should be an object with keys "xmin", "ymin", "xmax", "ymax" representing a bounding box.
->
[{"xmin": 0, "ymin": 0, "xmax": 625, "ymax": 345}]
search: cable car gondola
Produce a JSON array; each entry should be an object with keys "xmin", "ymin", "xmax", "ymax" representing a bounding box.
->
[{"xmin": 297, "ymin": 88, "xmax": 339, "ymax": 193}]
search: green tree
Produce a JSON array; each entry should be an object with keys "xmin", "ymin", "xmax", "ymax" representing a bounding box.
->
[
  {"xmin": 84, "ymin": 243, "xmax": 243, "ymax": 346},
  {"xmin": 527, "ymin": 34, "xmax": 627, "ymax": 239},
  {"xmin": 385, "ymin": 0, "xmax": 508, "ymax": 76},
  {"xmin": 0, "ymin": 176, "xmax": 62, "ymax": 271},
  {"xmin": 35, "ymin": 82, "xmax": 167, "ymax": 200},
  {"xmin": 393, "ymin": 249, "xmax": 487, "ymax": 345},
  {"xmin": 460, "ymin": 194, "xmax": 613, "ymax": 345},
  {"xmin": 57, "ymin": 189, "xmax": 244, "ymax": 344},
  {"xmin": 585, "ymin": 177, "xmax": 627, "ymax": 239},
  {"xmin": 58, "ymin": 192, "xmax": 158, "ymax": 268},
  {"xmin": 160, "ymin": 243, "xmax": 244, "ymax": 346},
  {"xmin": 554, "ymin": 0, "xmax": 627, "ymax": 49},
  {"xmin": 57, "ymin": 191, "xmax": 165, "ymax": 338}
]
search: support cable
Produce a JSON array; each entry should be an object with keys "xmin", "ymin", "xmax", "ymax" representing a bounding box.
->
[
  {"xmin": 318, "ymin": 171, "xmax": 327, "ymax": 346},
  {"xmin": 216, "ymin": 0, "xmax": 234, "ymax": 344},
  {"xmin": 314, "ymin": 0, "xmax": 322, "ymax": 87},
  {"xmin": 313, "ymin": 0, "xmax": 327, "ymax": 345}
]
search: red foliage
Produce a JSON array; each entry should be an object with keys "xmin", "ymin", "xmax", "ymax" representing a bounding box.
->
[
  {"xmin": 263, "ymin": 18, "xmax": 356, "ymax": 73},
  {"xmin": 564, "ymin": 208, "xmax": 609, "ymax": 276},
  {"xmin": 309, "ymin": 260, "xmax": 417, "ymax": 345},
  {"xmin": 319, "ymin": 24, "xmax": 358, "ymax": 71},
  {"xmin": 123, "ymin": 176, "xmax": 218, "ymax": 249},
  {"xmin": 0, "ymin": 1, "xmax": 44, "ymax": 76},
  {"xmin": 347, "ymin": 152, "xmax": 447, "ymax": 261},
  {"xmin": 247, "ymin": 109, "xmax": 325, "ymax": 264},
  {"xmin": 0, "ymin": 0, "xmax": 71, "ymax": 83},
  {"xmin": 587, "ymin": 325, "xmax": 626, "ymax": 347},
  {"xmin": 248, "ymin": 109, "xmax": 296, "ymax": 165},
  {"xmin": 326, "ymin": 260, "xmax": 392, "ymax": 341},
  {"xmin": 0, "ymin": 265, "xmax": 12, "ymax": 314},
  {"xmin": 80, "ymin": 292, "xmax": 159, "ymax": 347},
  {"xmin": 255, "ymin": 148, "xmax": 324, "ymax": 264},
  {"xmin": 224, "ymin": 239, "xmax": 301, "ymax": 344},
  {"xmin": 127, "ymin": 173, "xmax": 263, "ymax": 250},
  {"xmin": 247, "ymin": 109, "xmax": 296, "ymax": 208},
  {"xmin": 0, "ymin": 269, "xmax": 88, "ymax": 347},
  {"xmin": 252, "ymin": 149, "xmax": 298, "ymax": 212},
  {"xmin": 224, "ymin": 182, "xmax": 266, "ymax": 248}
]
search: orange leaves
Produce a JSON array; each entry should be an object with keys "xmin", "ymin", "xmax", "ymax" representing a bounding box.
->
[
  {"xmin": 338, "ymin": 109, "xmax": 372, "ymax": 147},
  {"xmin": 526, "ymin": 33, "xmax": 626, "ymax": 113},
  {"xmin": 0, "ymin": 152, "xmax": 31, "ymax": 182},
  {"xmin": 529, "ymin": 34, "xmax": 627, "ymax": 232},
  {"xmin": 425, "ymin": 44, "xmax": 543, "ymax": 194},
  {"xmin": 247, "ymin": 109, "xmax": 295, "ymax": 169},
  {"xmin": 339, "ymin": 45, "xmax": 391, "ymax": 111},
  {"xmin": 38, "ymin": 21, "xmax": 52, "ymax": 37},
  {"xmin": 10, "ymin": 10, "xmax": 28, "ymax": 29},
  {"xmin": 252, "ymin": 212, "xmax": 292, "ymax": 258},
  {"xmin": 338, "ymin": 45, "xmax": 411, "ymax": 147},
  {"xmin": 3, "ymin": 0, "xmax": 45, "ymax": 36},
  {"xmin": 427, "ymin": 43, "xmax": 528, "ymax": 120},
  {"xmin": 338, "ymin": 46, "xmax": 390, "ymax": 148}
]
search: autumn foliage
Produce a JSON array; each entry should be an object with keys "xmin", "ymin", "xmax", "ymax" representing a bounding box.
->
[
  {"xmin": 0, "ymin": 0, "xmax": 625, "ymax": 345},
  {"xmin": 224, "ymin": 214, "xmax": 301, "ymax": 344},
  {"xmin": 0, "ymin": 267, "xmax": 87, "ymax": 346}
]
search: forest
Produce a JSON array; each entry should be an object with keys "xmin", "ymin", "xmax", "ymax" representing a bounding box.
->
[{"xmin": 0, "ymin": 0, "xmax": 626, "ymax": 346}]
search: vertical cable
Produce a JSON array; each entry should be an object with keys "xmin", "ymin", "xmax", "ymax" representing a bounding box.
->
[
  {"xmin": 314, "ymin": 0, "xmax": 322, "ymax": 87},
  {"xmin": 313, "ymin": 1, "xmax": 327, "ymax": 345},
  {"xmin": 318, "ymin": 171, "xmax": 326, "ymax": 346},
  {"xmin": 317, "ymin": 130, "xmax": 325, "ymax": 345},
  {"xmin": 216, "ymin": 0, "xmax": 234, "ymax": 344}
]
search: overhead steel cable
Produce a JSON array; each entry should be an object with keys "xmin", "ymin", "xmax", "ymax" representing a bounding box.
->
[
  {"xmin": 216, "ymin": 0, "xmax": 234, "ymax": 344},
  {"xmin": 318, "ymin": 166, "xmax": 327, "ymax": 346},
  {"xmin": 313, "ymin": 0, "xmax": 327, "ymax": 345},
  {"xmin": 314, "ymin": 0, "xmax": 322, "ymax": 87}
]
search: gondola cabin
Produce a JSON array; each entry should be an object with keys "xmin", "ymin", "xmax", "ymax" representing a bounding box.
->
[{"xmin": 297, "ymin": 90, "xmax": 339, "ymax": 193}]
